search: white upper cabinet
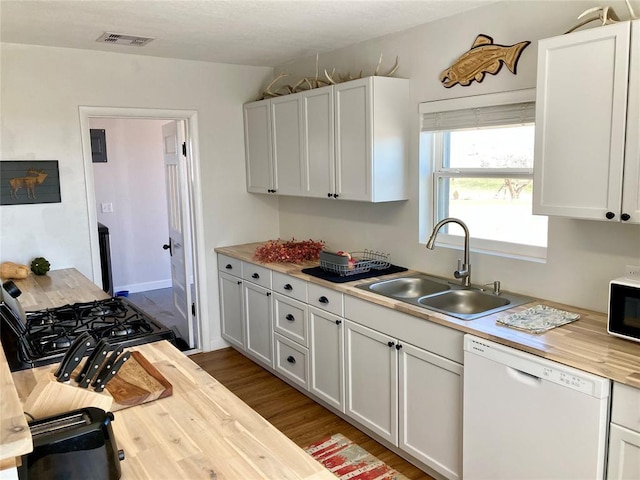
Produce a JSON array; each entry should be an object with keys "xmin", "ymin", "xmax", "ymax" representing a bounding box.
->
[
  {"xmin": 533, "ymin": 20, "xmax": 639, "ymax": 223},
  {"xmin": 333, "ymin": 77, "xmax": 409, "ymax": 202},
  {"xmin": 243, "ymin": 99, "xmax": 273, "ymax": 194},
  {"xmin": 271, "ymin": 94, "xmax": 306, "ymax": 196},
  {"xmin": 622, "ymin": 22, "xmax": 640, "ymax": 224},
  {"xmin": 243, "ymin": 76, "xmax": 409, "ymax": 202},
  {"xmin": 303, "ymin": 86, "xmax": 335, "ymax": 198}
]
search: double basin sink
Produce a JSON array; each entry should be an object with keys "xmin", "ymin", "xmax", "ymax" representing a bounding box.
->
[{"xmin": 357, "ymin": 274, "xmax": 533, "ymax": 320}]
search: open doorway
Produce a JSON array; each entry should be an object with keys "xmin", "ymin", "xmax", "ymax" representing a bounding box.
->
[{"xmin": 79, "ymin": 107, "xmax": 205, "ymax": 353}]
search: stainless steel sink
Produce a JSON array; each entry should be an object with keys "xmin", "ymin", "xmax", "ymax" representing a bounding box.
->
[
  {"xmin": 357, "ymin": 274, "xmax": 533, "ymax": 320},
  {"xmin": 418, "ymin": 289, "xmax": 510, "ymax": 315},
  {"xmin": 367, "ymin": 275, "xmax": 450, "ymax": 298}
]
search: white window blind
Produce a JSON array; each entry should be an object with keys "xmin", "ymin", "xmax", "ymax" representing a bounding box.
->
[{"xmin": 421, "ymin": 102, "xmax": 535, "ymax": 132}]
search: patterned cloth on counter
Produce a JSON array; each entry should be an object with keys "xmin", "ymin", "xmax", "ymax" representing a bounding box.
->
[{"xmin": 497, "ymin": 304, "xmax": 580, "ymax": 334}]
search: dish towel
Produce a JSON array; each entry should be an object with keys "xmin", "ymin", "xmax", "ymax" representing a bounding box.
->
[{"xmin": 497, "ymin": 304, "xmax": 580, "ymax": 334}]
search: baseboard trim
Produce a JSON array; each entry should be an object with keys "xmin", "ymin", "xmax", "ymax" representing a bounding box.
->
[{"xmin": 113, "ymin": 279, "xmax": 172, "ymax": 294}]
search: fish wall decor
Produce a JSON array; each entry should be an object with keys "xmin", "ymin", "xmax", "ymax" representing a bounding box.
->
[{"xmin": 440, "ymin": 34, "xmax": 530, "ymax": 88}]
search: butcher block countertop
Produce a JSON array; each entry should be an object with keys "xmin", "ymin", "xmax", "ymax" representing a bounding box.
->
[
  {"xmin": 217, "ymin": 242, "xmax": 640, "ymax": 389},
  {"xmin": 2, "ymin": 269, "xmax": 334, "ymax": 480}
]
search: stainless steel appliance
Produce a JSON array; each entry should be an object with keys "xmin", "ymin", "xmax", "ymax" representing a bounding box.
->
[
  {"xmin": 0, "ymin": 282, "xmax": 176, "ymax": 372},
  {"xmin": 18, "ymin": 407, "xmax": 124, "ymax": 480},
  {"xmin": 463, "ymin": 335, "xmax": 610, "ymax": 479},
  {"xmin": 608, "ymin": 276, "xmax": 640, "ymax": 343}
]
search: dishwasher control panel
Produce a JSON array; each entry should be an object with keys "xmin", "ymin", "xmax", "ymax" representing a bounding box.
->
[
  {"xmin": 464, "ymin": 335, "xmax": 610, "ymax": 398},
  {"xmin": 542, "ymin": 367, "xmax": 594, "ymax": 395}
]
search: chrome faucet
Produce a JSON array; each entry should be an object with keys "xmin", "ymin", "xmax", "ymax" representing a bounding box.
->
[{"xmin": 426, "ymin": 218, "xmax": 471, "ymax": 287}]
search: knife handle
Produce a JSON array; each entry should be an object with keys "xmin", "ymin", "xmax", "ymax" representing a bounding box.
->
[
  {"xmin": 54, "ymin": 332, "xmax": 94, "ymax": 381},
  {"xmin": 94, "ymin": 351, "xmax": 131, "ymax": 392},
  {"xmin": 76, "ymin": 339, "xmax": 111, "ymax": 387},
  {"xmin": 91, "ymin": 344, "xmax": 124, "ymax": 387}
]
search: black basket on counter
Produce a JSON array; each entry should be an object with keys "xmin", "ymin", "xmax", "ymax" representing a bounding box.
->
[{"xmin": 319, "ymin": 250, "xmax": 390, "ymax": 277}]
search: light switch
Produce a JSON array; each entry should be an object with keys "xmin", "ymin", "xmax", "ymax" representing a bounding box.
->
[{"xmin": 101, "ymin": 202, "xmax": 113, "ymax": 213}]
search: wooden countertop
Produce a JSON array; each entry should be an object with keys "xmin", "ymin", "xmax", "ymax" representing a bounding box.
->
[
  {"xmin": 0, "ymin": 344, "xmax": 31, "ymax": 463},
  {"xmin": 217, "ymin": 242, "xmax": 640, "ymax": 389},
  {"xmin": 11, "ymin": 341, "xmax": 333, "ymax": 480},
  {"xmin": 2, "ymin": 269, "xmax": 334, "ymax": 479},
  {"xmin": 11, "ymin": 268, "xmax": 110, "ymax": 311}
]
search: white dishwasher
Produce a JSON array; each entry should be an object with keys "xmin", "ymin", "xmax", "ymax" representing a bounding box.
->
[{"xmin": 463, "ymin": 335, "xmax": 610, "ymax": 480}]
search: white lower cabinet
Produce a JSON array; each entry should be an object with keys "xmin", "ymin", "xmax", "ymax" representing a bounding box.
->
[
  {"xmin": 608, "ymin": 424, "xmax": 640, "ymax": 479},
  {"xmin": 344, "ymin": 296, "xmax": 463, "ymax": 479},
  {"xmin": 344, "ymin": 320, "xmax": 398, "ymax": 443},
  {"xmin": 218, "ymin": 257, "xmax": 464, "ymax": 479},
  {"xmin": 218, "ymin": 271, "xmax": 244, "ymax": 349},
  {"xmin": 309, "ymin": 306, "xmax": 345, "ymax": 412},
  {"xmin": 243, "ymin": 281, "xmax": 273, "ymax": 367},
  {"xmin": 399, "ymin": 343, "xmax": 463, "ymax": 480},
  {"xmin": 608, "ymin": 383, "xmax": 640, "ymax": 479}
]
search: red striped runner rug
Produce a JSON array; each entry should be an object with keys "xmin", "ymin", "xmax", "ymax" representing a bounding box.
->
[{"xmin": 304, "ymin": 433, "xmax": 409, "ymax": 480}]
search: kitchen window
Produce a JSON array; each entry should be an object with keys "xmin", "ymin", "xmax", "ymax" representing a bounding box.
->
[{"xmin": 419, "ymin": 90, "xmax": 548, "ymax": 260}]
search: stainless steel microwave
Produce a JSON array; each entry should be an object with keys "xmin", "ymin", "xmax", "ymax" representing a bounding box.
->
[{"xmin": 608, "ymin": 277, "xmax": 640, "ymax": 343}]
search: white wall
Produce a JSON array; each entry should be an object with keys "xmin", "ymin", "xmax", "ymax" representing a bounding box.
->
[
  {"xmin": 274, "ymin": 0, "xmax": 640, "ymax": 312},
  {"xmin": 0, "ymin": 44, "xmax": 280, "ymax": 350},
  {"xmin": 90, "ymin": 118, "xmax": 171, "ymax": 293}
]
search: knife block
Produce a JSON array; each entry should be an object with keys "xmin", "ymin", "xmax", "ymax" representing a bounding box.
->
[{"xmin": 23, "ymin": 370, "xmax": 113, "ymax": 420}]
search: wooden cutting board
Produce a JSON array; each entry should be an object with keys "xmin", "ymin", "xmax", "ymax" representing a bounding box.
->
[{"xmin": 107, "ymin": 351, "xmax": 172, "ymax": 410}]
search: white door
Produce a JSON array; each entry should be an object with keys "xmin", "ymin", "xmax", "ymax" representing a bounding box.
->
[
  {"xmin": 399, "ymin": 342, "xmax": 463, "ymax": 480},
  {"xmin": 243, "ymin": 100, "xmax": 273, "ymax": 193},
  {"xmin": 303, "ymin": 86, "xmax": 335, "ymax": 198},
  {"xmin": 334, "ymin": 79, "xmax": 372, "ymax": 201},
  {"xmin": 607, "ymin": 424, "xmax": 640, "ymax": 479},
  {"xmin": 162, "ymin": 121, "xmax": 194, "ymax": 348},
  {"xmin": 621, "ymin": 20, "xmax": 640, "ymax": 224},
  {"xmin": 344, "ymin": 320, "xmax": 398, "ymax": 444},
  {"xmin": 243, "ymin": 281, "xmax": 273, "ymax": 368},
  {"xmin": 218, "ymin": 271, "xmax": 244, "ymax": 350},
  {"xmin": 271, "ymin": 94, "xmax": 305, "ymax": 195},
  {"xmin": 309, "ymin": 306, "xmax": 344, "ymax": 412},
  {"xmin": 533, "ymin": 22, "xmax": 630, "ymax": 220}
]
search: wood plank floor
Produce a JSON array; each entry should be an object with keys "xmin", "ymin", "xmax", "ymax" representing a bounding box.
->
[{"xmin": 190, "ymin": 347, "xmax": 434, "ymax": 480}]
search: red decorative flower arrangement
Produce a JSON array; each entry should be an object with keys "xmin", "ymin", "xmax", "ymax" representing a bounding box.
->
[{"xmin": 254, "ymin": 238, "xmax": 325, "ymax": 264}]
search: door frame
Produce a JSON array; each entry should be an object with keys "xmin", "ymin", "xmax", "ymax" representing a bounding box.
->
[{"xmin": 78, "ymin": 106, "xmax": 207, "ymax": 351}]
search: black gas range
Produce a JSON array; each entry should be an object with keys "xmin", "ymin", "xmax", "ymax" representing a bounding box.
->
[{"xmin": 0, "ymin": 296, "xmax": 176, "ymax": 372}]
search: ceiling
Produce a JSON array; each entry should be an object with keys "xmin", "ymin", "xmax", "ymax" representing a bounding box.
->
[{"xmin": 0, "ymin": 0, "xmax": 496, "ymax": 67}]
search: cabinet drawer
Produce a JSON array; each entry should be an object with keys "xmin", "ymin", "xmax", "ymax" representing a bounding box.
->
[
  {"xmin": 273, "ymin": 294, "xmax": 308, "ymax": 347},
  {"xmin": 242, "ymin": 262, "xmax": 272, "ymax": 289},
  {"xmin": 274, "ymin": 333, "xmax": 309, "ymax": 389},
  {"xmin": 612, "ymin": 382, "xmax": 640, "ymax": 431},
  {"xmin": 273, "ymin": 271, "xmax": 307, "ymax": 302},
  {"xmin": 308, "ymin": 283, "xmax": 343, "ymax": 316},
  {"xmin": 218, "ymin": 254, "xmax": 242, "ymax": 276}
]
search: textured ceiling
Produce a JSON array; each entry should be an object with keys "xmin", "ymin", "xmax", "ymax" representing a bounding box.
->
[{"xmin": 0, "ymin": 0, "xmax": 496, "ymax": 66}]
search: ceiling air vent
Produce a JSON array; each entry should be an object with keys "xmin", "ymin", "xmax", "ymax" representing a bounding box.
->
[{"xmin": 96, "ymin": 32, "xmax": 155, "ymax": 47}]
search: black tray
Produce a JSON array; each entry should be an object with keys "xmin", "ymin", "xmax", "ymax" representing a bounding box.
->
[{"xmin": 301, "ymin": 264, "xmax": 408, "ymax": 284}]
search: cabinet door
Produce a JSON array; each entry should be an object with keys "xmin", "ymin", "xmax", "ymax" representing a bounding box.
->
[
  {"xmin": 622, "ymin": 20, "xmax": 640, "ymax": 224},
  {"xmin": 271, "ymin": 94, "xmax": 305, "ymax": 195},
  {"xmin": 533, "ymin": 22, "xmax": 630, "ymax": 220},
  {"xmin": 399, "ymin": 342, "xmax": 463, "ymax": 480},
  {"xmin": 309, "ymin": 307, "xmax": 344, "ymax": 412},
  {"xmin": 243, "ymin": 282, "xmax": 273, "ymax": 367},
  {"xmin": 219, "ymin": 272, "xmax": 244, "ymax": 349},
  {"xmin": 344, "ymin": 320, "xmax": 397, "ymax": 444},
  {"xmin": 303, "ymin": 86, "xmax": 335, "ymax": 198},
  {"xmin": 334, "ymin": 78, "xmax": 372, "ymax": 201},
  {"xmin": 607, "ymin": 423, "xmax": 640, "ymax": 479},
  {"xmin": 244, "ymin": 100, "xmax": 273, "ymax": 193}
]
